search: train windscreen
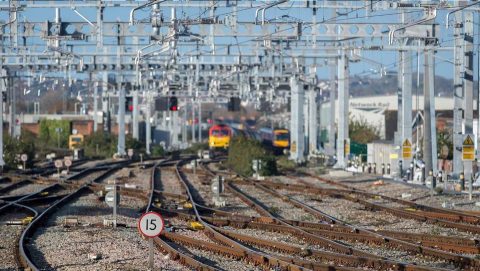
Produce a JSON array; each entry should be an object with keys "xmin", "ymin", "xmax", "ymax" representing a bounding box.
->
[
  {"xmin": 211, "ymin": 129, "xmax": 229, "ymax": 136},
  {"xmin": 275, "ymin": 133, "xmax": 289, "ymax": 141}
]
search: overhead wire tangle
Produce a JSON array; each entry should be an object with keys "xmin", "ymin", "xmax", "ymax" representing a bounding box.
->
[{"xmin": 169, "ymin": 0, "xmax": 387, "ymax": 62}]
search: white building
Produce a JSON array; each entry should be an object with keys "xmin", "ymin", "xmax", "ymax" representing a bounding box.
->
[{"xmin": 320, "ymin": 95, "xmax": 458, "ymax": 139}]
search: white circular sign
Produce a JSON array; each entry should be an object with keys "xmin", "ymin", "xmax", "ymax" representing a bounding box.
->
[
  {"xmin": 105, "ymin": 191, "xmax": 120, "ymax": 208},
  {"xmin": 127, "ymin": 149, "xmax": 134, "ymax": 157},
  {"xmin": 64, "ymin": 159, "xmax": 72, "ymax": 167},
  {"xmin": 54, "ymin": 159, "xmax": 63, "ymax": 168},
  {"xmin": 138, "ymin": 212, "xmax": 164, "ymax": 238},
  {"xmin": 20, "ymin": 154, "xmax": 28, "ymax": 162}
]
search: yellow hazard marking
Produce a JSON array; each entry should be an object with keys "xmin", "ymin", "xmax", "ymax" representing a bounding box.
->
[
  {"xmin": 188, "ymin": 221, "xmax": 205, "ymax": 231},
  {"xmin": 462, "ymin": 135, "xmax": 475, "ymax": 161},
  {"xmin": 22, "ymin": 216, "xmax": 34, "ymax": 225},
  {"xmin": 463, "ymin": 135, "xmax": 474, "ymax": 146},
  {"xmin": 183, "ymin": 202, "xmax": 193, "ymax": 209},
  {"xmin": 402, "ymin": 139, "xmax": 412, "ymax": 147}
]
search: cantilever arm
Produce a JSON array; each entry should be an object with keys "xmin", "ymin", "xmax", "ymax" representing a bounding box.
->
[
  {"xmin": 255, "ymin": 0, "xmax": 288, "ymax": 25},
  {"xmin": 130, "ymin": 0, "xmax": 167, "ymax": 25},
  {"xmin": 389, "ymin": 7, "xmax": 436, "ymax": 45},
  {"xmin": 446, "ymin": 1, "xmax": 480, "ymax": 29}
]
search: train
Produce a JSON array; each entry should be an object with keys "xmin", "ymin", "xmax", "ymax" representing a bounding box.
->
[
  {"xmin": 259, "ymin": 127, "xmax": 290, "ymax": 153},
  {"xmin": 68, "ymin": 134, "xmax": 84, "ymax": 150},
  {"xmin": 208, "ymin": 123, "xmax": 289, "ymax": 154},
  {"xmin": 208, "ymin": 124, "xmax": 232, "ymax": 149}
]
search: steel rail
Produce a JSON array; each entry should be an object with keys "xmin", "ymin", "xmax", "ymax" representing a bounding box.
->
[
  {"xmin": 17, "ymin": 162, "xmax": 129, "ymax": 270},
  {"xmin": 173, "ymin": 160, "xmax": 311, "ymax": 271},
  {"xmin": 143, "ymin": 157, "xmax": 222, "ymax": 271},
  {"xmin": 252, "ymin": 181, "xmax": 479, "ymax": 268},
  {"xmin": 157, "ymin": 206, "xmax": 451, "ymax": 271}
]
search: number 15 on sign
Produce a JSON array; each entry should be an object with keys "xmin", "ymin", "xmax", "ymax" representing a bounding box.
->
[{"xmin": 138, "ymin": 212, "xmax": 164, "ymax": 270}]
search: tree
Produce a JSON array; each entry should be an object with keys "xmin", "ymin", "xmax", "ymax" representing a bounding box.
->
[
  {"xmin": 227, "ymin": 136, "xmax": 277, "ymax": 176},
  {"xmin": 3, "ymin": 133, "xmax": 35, "ymax": 169},
  {"xmin": 348, "ymin": 117, "xmax": 380, "ymax": 144},
  {"xmin": 81, "ymin": 131, "xmax": 116, "ymax": 158},
  {"xmin": 437, "ymin": 130, "xmax": 453, "ymax": 160}
]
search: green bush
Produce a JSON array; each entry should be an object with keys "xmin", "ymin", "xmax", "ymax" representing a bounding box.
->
[
  {"xmin": 79, "ymin": 133, "xmax": 145, "ymax": 159},
  {"xmin": 38, "ymin": 119, "xmax": 71, "ymax": 148},
  {"xmin": 151, "ymin": 144, "xmax": 165, "ymax": 157},
  {"xmin": 3, "ymin": 133, "xmax": 35, "ymax": 169},
  {"xmin": 80, "ymin": 131, "xmax": 117, "ymax": 158},
  {"xmin": 126, "ymin": 135, "xmax": 144, "ymax": 152},
  {"xmin": 181, "ymin": 142, "xmax": 209, "ymax": 155},
  {"xmin": 276, "ymin": 155, "xmax": 296, "ymax": 171},
  {"xmin": 227, "ymin": 136, "xmax": 277, "ymax": 177}
]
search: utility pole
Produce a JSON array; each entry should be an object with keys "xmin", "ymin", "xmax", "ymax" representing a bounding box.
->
[
  {"xmin": 93, "ymin": 79, "xmax": 99, "ymax": 132},
  {"xmin": 453, "ymin": 8, "xmax": 464, "ymax": 177},
  {"xmin": 463, "ymin": 11, "xmax": 474, "ymax": 198},
  {"xmin": 289, "ymin": 76, "xmax": 305, "ymax": 163},
  {"xmin": 0, "ymin": 66, "xmax": 5, "ymax": 168},
  {"xmin": 328, "ymin": 6, "xmax": 337, "ymax": 157},
  {"xmin": 335, "ymin": 52, "xmax": 349, "ymax": 168},
  {"xmin": 423, "ymin": 48, "xmax": 437, "ymax": 178},
  {"xmin": 117, "ymin": 78, "xmax": 126, "ymax": 156}
]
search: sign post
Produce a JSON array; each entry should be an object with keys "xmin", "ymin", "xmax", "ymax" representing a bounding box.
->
[
  {"xmin": 64, "ymin": 157, "xmax": 72, "ymax": 174},
  {"xmin": 127, "ymin": 149, "xmax": 134, "ymax": 159},
  {"xmin": 54, "ymin": 159, "xmax": 63, "ymax": 175},
  {"xmin": 105, "ymin": 180, "xmax": 119, "ymax": 228},
  {"xmin": 138, "ymin": 211, "xmax": 164, "ymax": 270},
  {"xmin": 20, "ymin": 154, "xmax": 28, "ymax": 171},
  {"xmin": 462, "ymin": 134, "xmax": 475, "ymax": 200}
]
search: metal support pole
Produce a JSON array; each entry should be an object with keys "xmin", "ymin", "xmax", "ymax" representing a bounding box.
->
[
  {"xmin": 304, "ymin": 89, "xmax": 310, "ymax": 155},
  {"xmin": 93, "ymin": 80, "xmax": 98, "ymax": 132},
  {"xmin": 148, "ymin": 238, "xmax": 154, "ymax": 270},
  {"xmin": 132, "ymin": 86, "xmax": 139, "ymax": 140},
  {"xmin": 146, "ymin": 92, "xmax": 152, "ymax": 155},
  {"xmin": 423, "ymin": 49, "xmax": 437, "ymax": 177},
  {"xmin": 328, "ymin": 58, "xmax": 337, "ymax": 156},
  {"xmin": 117, "ymin": 81, "xmax": 126, "ymax": 156},
  {"xmin": 0, "ymin": 68, "xmax": 4, "ymax": 168},
  {"xmin": 182, "ymin": 99, "xmax": 187, "ymax": 145},
  {"xmin": 335, "ymin": 53, "xmax": 349, "ymax": 168},
  {"xmin": 8, "ymin": 76, "xmax": 14, "ymax": 137},
  {"xmin": 191, "ymin": 101, "xmax": 196, "ymax": 143},
  {"xmin": 102, "ymin": 72, "xmax": 110, "ymax": 133},
  {"xmin": 453, "ymin": 11, "xmax": 464, "ymax": 176},
  {"xmin": 401, "ymin": 47, "xmax": 413, "ymax": 171},
  {"xmin": 463, "ymin": 11, "xmax": 474, "ymax": 200},
  {"xmin": 308, "ymin": 86, "xmax": 318, "ymax": 156},
  {"xmin": 289, "ymin": 76, "xmax": 305, "ymax": 163},
  {"xmin": 198, "ymin": 101, "xmax": 202, "ymax": 142},
  {"xmin": 113, "ymin": 179, "xmax": 117, "ymax": 229}
]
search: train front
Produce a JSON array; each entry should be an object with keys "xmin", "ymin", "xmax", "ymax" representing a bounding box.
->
[
  {"xmin": 209, "ymin": 125, "xmax": 232, "ymax": 149},
  {"xmin": 273, "ymin": 129, "xmax": 290, "ymax": 150}
]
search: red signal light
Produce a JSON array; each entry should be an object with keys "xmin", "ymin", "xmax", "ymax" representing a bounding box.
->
[{"xmin": 170, "ymin": 105, "xmax": 178, "ymax": 111}]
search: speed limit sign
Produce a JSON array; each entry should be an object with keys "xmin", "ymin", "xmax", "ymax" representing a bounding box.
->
[
  {"xmin": 138, "ymin": 211, "xmax": 164, "ymax": 269},
  {"xmin": 138, "ymin": 211, "xmax": 164, "ymax": 238}
]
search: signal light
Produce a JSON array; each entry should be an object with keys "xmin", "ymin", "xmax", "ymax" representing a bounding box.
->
[
  {"xmin": 125, "ymin": 96, "xmax": 133, "ymax": 112},
  {"xmin": 169, "ymin": 97, "xmax": 178, "ymax": 111},
  {"xmin": 228, "ymin": 97, "xmax": 241, "ymax": 111}
]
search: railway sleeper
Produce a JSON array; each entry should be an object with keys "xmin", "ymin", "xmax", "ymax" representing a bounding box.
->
[{"xmin": 253, "ymin": 182, "xmax": 480, "ymax": 268}]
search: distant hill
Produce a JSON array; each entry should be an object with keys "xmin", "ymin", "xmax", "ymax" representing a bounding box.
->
[{"xmin": 348, "ymin": 73, "xmax": 457, "ymax": 97}]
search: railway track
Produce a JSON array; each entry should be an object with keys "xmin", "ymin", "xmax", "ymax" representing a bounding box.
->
[
  {"xmin": 6, "ymin": 157, "xmax": 477, "ymax": 270},
  {"xmin": 3, "ymin": 161, "xmax": 129, "ymax": 270},
  {"xmin": 196, "ymin": 161, "xmax": 480, "ymax": 270},
  {"xmin": 147, "ymin": 160, "xmax": 443, "ymax": 271}
]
